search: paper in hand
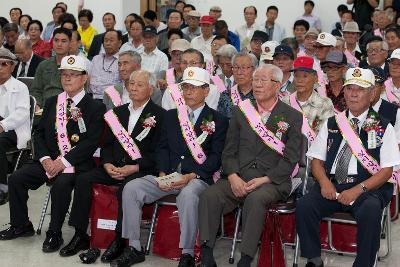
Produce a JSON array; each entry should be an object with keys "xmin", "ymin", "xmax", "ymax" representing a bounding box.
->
[{"xmin": 155, "ymin": 172, "xmax": 182, "ymax": 187}]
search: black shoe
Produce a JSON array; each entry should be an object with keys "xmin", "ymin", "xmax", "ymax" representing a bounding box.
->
[
  {"xmin": 0, "ymin": 222, "xmax": 34, "ymax": 240},
  {"xmin": 59, "ymin": 233, "xmax": 90, "ymax": 257},
  {"xmin": 196, "ymin": 264, "xmax": 217, "ymax": 267},
  {"xmin": 0, "ymin": 191, "xmax": 8, "ymax": 205},
  {"xmin": 199, "ymin": 245, "xmax": 216, "ymax": 267},
  {"xmin": 178, "ymin": 254, "xmax": 195, "ymax": 267},
  {"xmin": 79, "ymin": 248, "xmax": 101, "ymax": 264},
  {"xmin": 110, "ymin": 246, "xmax": 145, "ymax": 267},
  {"xmin": 237, "ymin": 253, "xmax": 252, "ymax": 267},
  {"xmin": 42, "ymin": 230, "xmax": 64, "ymax": 253},
  {"xmin": 101, "ymin": 238, "xmax": 126, "ymax": 263},
  {"xmin": 305, "ymin": 262, "xmax": 324, "ymax": 267}
]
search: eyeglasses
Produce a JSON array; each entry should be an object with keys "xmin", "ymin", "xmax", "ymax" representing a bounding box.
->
[
  {"xmin": 366, "ymin": 48, "xmax": 387, "ymax": 54},
  {"xmin": 232, "ymin": 65, "xmax": 253, "ymax": 72},
  {"xmin": 0, "ymin": 61, "xmax": 13, "ymax": 67},
  {"xmin": 60, "ymin": 72, "xmax": 84, "ymax": 79},
  {"xmin": 181, "ymin": 61, "xmax": 201, "ymax": 66},
  {"xmin": 253, "ymin": 78, "xmax": 279, "ymax": 84}
]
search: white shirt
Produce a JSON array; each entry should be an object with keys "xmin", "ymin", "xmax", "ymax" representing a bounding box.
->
[
  {"xmin": 297, "ymin": 14, "xmax": 322, "ymax": 30},
  {"xmin": 381, "ymin": 83, "xmax": 400, "ymax": 101},
  {"xmin": 157, "ymin": 22, "xmax": 167, "ymax": 33},
  {"xmin": 224, "ymin": 75, "xmax": 235, "ymax": 89},
  {"xmin": 161, "ymin": 84, "xmax": 220, "ymax": 111},
  {"xmin": 89, "ymin": 53, "xmax": 121, "ymax": 99},
  {"xmin": 119, "ymin": 41, "xmax": 144, "ymax": 54},
  {"xmin": 128, "ymin": 99, "xmax": 149, "ymax": 133},
  {"xmin": 182, "ymin": 26, "xmax": 201, "ymax": 41},
  {"xmin": 16, "ymin": 53, "xmax": 33, "ymax": 77},
  {"xmin": 262, "ymin": 22, "xmax": 286, "ymax": 42},
  {"xmin": 307, "ymin": 109, "xmax": 400, "ymax": 175},
  {"xmin": 235, "ymin": 23, "xmax": 260, "ymax": 50},
  {"xmin": 39, "ymin": 89, "xmax": 86, "ymax": 167},
  {"xmin": 121, "ymin": 83, "xmax": 130, "ymax": 105},
  {"xmin": 373, "ymin": 98, "xmax": 400, "ymax": 144},
  {"xmin": 140, "ymin": 47, "xmax": 169, "ymax": 78},
  {"xmin": 0, "ymin": 85, "xmax": 9, "ymax": 118},
  {"xmin": 191, "ymin": 35, "xmax": 215, "ymax": 62}
]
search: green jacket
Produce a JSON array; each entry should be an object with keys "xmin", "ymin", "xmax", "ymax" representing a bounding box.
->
[
  {"xmin": 30, "ymin": 57, "xmax": 63, "ymax": 107},
  {"xmin": 103, "ymin": 84, "xmax": 123, "ymax": 111}
]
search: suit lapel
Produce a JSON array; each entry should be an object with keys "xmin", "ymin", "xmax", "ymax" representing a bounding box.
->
[
  {"xmin": 193, "ymin": 104, "xmax": 210, "ymax": 137},
  {"xmin": 130, "ymin": 100, "xmax": 154, "ymax": 137}
]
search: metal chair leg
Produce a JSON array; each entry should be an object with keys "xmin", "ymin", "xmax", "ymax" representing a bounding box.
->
[
  {"xmin": 145, "ymin": 203, "xmax": 159, "ymax": 255},
  {"xmin": 36, "ymin": 186, "xmax": 51, "ymax": 235},
  {"xmin": 229, "ymin": 207, "xmax": 242, "ymax": 264},
  {"xmin": 12, "ymin": 150, "xmax": 24, "ymax": 172},
  {"xmin": 293, "ymin": 234, "xmax": 300, "ymax": 267}
]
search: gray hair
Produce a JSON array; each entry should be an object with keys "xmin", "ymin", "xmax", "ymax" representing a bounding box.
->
[
  {"xmin": 253, "ymin": 64, "xmax": 284, "ymax": 83},
  {"xmin": 3, "ymin": 23, "xmax": 19, "ymax": 33},
  {"xmin": 129, "ymin": 70, "xmax": 156, "ymax": 88},
  {"xmin": 232, "ymin": 51, "xmax": 259, "ymax": 68},
  {"xmin": 119, "ymin": 50, "xmax": 142, "ymax": 65},
  {"xmin": 366, "ymin": 40, "xmax": 389, "ymax": 51},
  {"xmin": 216, "ymin": 44, "xmax": 238, "ymax": 59},
  {"xmin": 16, "ymin": 38, "xmax": 32, "ymax": 49}
]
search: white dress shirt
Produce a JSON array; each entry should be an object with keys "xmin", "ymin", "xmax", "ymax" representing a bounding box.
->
[
  {"xmin": 307, "ymin": 109, "xmax": 400, "ymax": 175},
  {"xmin": 16, "ymin": 53, "xmax": 33, "ymax": 77},
  {"xmin": 373, "ymin": 98, "xmax": 400, "ymax": 144},
  {"xmin": 161, "ymin": 84, "xmax": 220, "ymax": 111},
  {"xmin": 188, "ymin": 104, "xmax": 205, "ymax": 125},
  {"xmin": 235, "ymin": 23, "xmax": 261, "ymax": 50},
  {"xmin": 191, "ymin": 35, "xmax": 215, "ymax": 62},
  {"xmin": 140, "ymin": 47, "xmax": 169, "ymax": 78},
  {"xmin": 121, "ymin": 83, "xmax": 130, "ymax": 106},
  {"xmin": 119, "ymin": 42, "xmax": 144, "ymax": 54},
  {"xmin": 128, "ymin": 99, "xmax": 149, "ymax": 133}
]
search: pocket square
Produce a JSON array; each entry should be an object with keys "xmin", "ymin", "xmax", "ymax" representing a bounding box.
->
[{"xmin": 328, "ymin": 129, "xmax": 339, "ymax": 134}]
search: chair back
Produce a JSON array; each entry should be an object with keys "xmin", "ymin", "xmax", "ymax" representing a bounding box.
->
[
  {"xmin": 29, "ymin": 95, "xmax": 36, "ymax": 131},
  {"xmin": 17, "ymin": 77, "xmax": 34, "ymax": 89}
]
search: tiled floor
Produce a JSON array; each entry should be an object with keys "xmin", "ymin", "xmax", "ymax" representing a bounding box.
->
[{"xmin": 0, "ymin": 185, "xmax": 399, "ymax": 267}]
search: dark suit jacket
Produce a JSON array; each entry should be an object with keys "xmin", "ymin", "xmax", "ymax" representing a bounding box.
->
[
  {"xmin": 12, "ymin": 54, "xmax": 45, "ymax": 78},
  {"xmin": 34, "ymin": 93, "xmax": 106, "ymax": 173},
  {"xmin": 88, "ymin": 32, "xmax": 128, "ymax": 60},
  {"xmin": 157, "ymin": 104, "xmax": 229, "ymax": 185},
  {"xmin": 222, "ymin": 100, "xmax": 303, "ymax": 189},
  {"xmin": 101, "ymin": 100, "xmax": 165, "ymax": 176},
  {"xmin": 359, "ymin": 60, "xmax": 389, "ymax": 77}
]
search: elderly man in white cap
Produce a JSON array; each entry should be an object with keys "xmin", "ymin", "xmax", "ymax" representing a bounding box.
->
[
  {"xmin": 297, "ymin": 67, "xmax": 400, "ymax": 267},
  {"xmin": 259, "ymin": 40, "xmax": 279, "ymax": 65},
  {"xmin": 112, "ymin": 66, "xmax": 228, "ymax": 267},
  {"xmin": 0, "ymin": 55, "xmax": 106, "ymax": 255},
  {"xmin": 0, "ymin": 47, "xmax": 30, "ymax": 205},
  {"xmin": 314, "ymin": 32, "xmax": 337, "ymax": 62}
]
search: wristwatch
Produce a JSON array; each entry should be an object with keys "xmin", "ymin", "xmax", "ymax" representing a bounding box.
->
[
  {"xmin": 195, "ymin": 174, "xmax": 201, "ymax": 179},
  {"xmin": 360, "ymin": 182, "xmax": 368, "ymax": 193}
]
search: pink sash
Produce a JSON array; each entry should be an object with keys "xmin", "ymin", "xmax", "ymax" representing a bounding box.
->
[
  {"xmin": 104, "ymin": 110, "xmax": 142, "ymax": 160},
  {"xmin": 230, "ymin": 85, "xmax": 241, "ymax": 106},
  {"xmin": 55, "ymin": 92, "xmax": 75, "ymax": 174},
  {"xmin": 166, "ymin": 68, "xmax": 175, "ymax": 86},
  {"xmin": 238, "ymin": 99, "xmax": 299, "ymax": 177},
  {"xmin": 374, "ymin": 28, "xmax": 383, "ymax": 38},
  {"xmin": 105, "ymin": 86, "xmax": 122, "ymax": 107},
  {"xmin": 289, "ymin": 93, "xmax": 316, "ymax": 142},
  {"xmin": 206, "ymin": 60, "xmax": 214, "ymax": 75},
  {"xmin": 384, "ymin": 79, "xmax": 400, "ymax": 106},
  {"xmin": 210, "ymin": 75, "xmax": 227, "ymax": 93},
  {"xmin": 316, "ymin": 67, "xmax": 327, "ymax": 97},
  {"xmin": 169, "ymin": 84, "xmax": 206, "ymax": 164},
  {"xmin": 344, "ymin": 50, "xmax": 359, "ymax": 67}
]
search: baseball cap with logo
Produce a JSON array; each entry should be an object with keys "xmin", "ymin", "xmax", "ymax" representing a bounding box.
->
[
  {"xmin": 343, "ymin": 67, "xmax": 375, "ymax": 88},
  {"xmin": 180, "ymin": 67, "xmax": 210, "ymax": 86},
  {"xmin": 321, "ymin": 50, "xmax": 347, "ymax": 66},
  {"xmin": 273, "ymin": 44, "xmax": 295, "ymax": 60},
  {"xmin": 200, "ymin": 16, "xmax": 215, "ymax": 25},
  {"xmin": 342, "ymin": 21, "xmax": 361, "ymax": 33},
  {"xmin": 59, "ymin": 55, "xmax": 87, "ymax": 72},
  {"xmin": 316, "ymin": 32, "xmax": 337, "ymax": 47},
  {"xmin": 291, "ymin": 56, "xmax": 315, "ymax": 72},
  {"xmin": 170, "ymin": 39, "xmax": 191, "ymax": 52},
  {"xmin": 142, "ymin": 25, "xmax": 157, "ymax": 36},
  {"xmin": 260, "ymin": 41, "xmax": 280, "ymax": 61}
]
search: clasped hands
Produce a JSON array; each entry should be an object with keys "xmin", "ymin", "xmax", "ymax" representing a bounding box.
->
[
  {"xmin": 42, "ymin": 158, "xmax": 66, "ymax": 179},
  {"xmin": 320, "ymin": 179, "xmax": 362, "ymax": 205},
  {"xmin": 104, "ymin": 163, "xmax": 139, "ymax": 180},
  {"xmin": 228, "ymin": 173, "xmax": 272, "ymax": 198}
]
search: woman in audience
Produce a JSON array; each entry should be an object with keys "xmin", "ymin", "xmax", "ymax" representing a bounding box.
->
[
  {"xmin": 18, "ymin": 14, "xmax": 32, "ymax": 39},
  {"xmin": 27, "ymin": 20, "xmax": 52, "ymax": 58},
  {"xmin": 77, "ymin": 9, "xmax": 97, "ymax": 53},
  {"xmin": 163, "ymin": 28, "xmax": 183, "ymax": 60}
]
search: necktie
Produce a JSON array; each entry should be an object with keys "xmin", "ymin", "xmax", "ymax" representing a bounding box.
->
[
  {"xmin": 334, "ymin": 118, "xmax": 359, "ymax": 184},
  {"xmin": 226, "ymin": 78, "xmax": 232, "ymax": 90},
  {"xmin": 188, "ymin": 111, "xmax": 195, "ymax": 124},
  {"xmin": 18, "ymin": 62, "xmax": 26, "ymax": 77},
  {"xmin": 66, "ymin": 98, "xmax": 73, "ymax": 120}
]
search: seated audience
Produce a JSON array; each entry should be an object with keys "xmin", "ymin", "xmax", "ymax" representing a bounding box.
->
[{"xmin": 12, "ymin": 39, "xmax": 44, "ymax": 78}]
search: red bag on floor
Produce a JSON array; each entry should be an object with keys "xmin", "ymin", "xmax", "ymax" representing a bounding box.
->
[
  {"xmin": 152, "ymin": 205, "xmax": 200, "ymax": 261},
  {"xmin": 257, "ymin": 211, "xmax": 285, "ymax": 267},
  {"xmin": 319, "ymin": 220, "xmax": 357, "ymax": 252},
  {"xmin": 90, "ymin": 184, "xmax": 119, "ymax": 249}
]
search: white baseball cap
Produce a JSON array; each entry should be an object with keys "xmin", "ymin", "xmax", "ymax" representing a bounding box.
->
[
  {"xmin": 59, "ymin": 55, "xmax": 87, "ymax": 72},
  {"xmin": 316, "ymin": 32, "xmax": 337, "ymax": 47},
  {"xmin": 390, "ymin": 48, "xmax": 400, "ymax": 60},
  {"xmin": 260, "ymin": 41, "xmax": 280, "ymax": 61},
  {"xmin": 180, "ymin": 67, "xmax": 210, "ymax": 86},
  {"xmin": 343, "ymin": 67, "xmax": 375, "ymax": 88},
  {"xmin": 170, "ymin": 39, "xmax": 191, "ymax": 52}
]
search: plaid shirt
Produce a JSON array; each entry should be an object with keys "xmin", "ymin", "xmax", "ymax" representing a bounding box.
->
[{"xmin": 283, "ymin": 90, "xmax": 334, "ymax": 133}]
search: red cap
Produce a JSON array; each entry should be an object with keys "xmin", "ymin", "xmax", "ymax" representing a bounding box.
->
[
  {"xmin": 291, "ymin": 56, "xmax": 316, "ymax": 72},
  {"xmin": 200, "ymin": 16, "xmax": 215, "ymax": 25}
]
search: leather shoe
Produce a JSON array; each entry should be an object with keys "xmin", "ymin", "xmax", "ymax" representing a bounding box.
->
[
  {"xmin": 59, "ymin": 233, "xmax": 90, "ymax": 257},
  {"xmin": 42, "ymin": 230, "xmax": 64, "ymax": 253},
  {"xmin": 0, "ymin": 191, "xmax": 8, "ymax": 205},
  {"xmin": 178, "ymin": 253, "xmax": 195, "ymax": 267},
  {"xmin": 100, "ymin": 238, "xmax": 126, "ymax": 263},
  {"xmin": 305, "ymin": 262, "xmax": 324, "ymax": 267},
  {"xmin": 110, "ymin": 246, "xmax": 145, "ymax": 267},
  {"xmin": 79, "ymin": 248, "xmax": 101, "ymax": 264},
  {"xmin": 0, "ymin": 222, "xmax": 34, "ymax": 240}
]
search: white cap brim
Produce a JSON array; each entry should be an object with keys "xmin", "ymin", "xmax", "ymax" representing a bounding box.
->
[
  {"xmin": 343, "ymin": 79, "xmax": 373, "ymax": 88},
  {"xmin": 180, "ymin": 80, "xmax": 207, "ymax": 86}
]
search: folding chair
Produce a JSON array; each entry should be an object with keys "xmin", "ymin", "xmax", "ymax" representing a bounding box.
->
[{"xmin": 228, "ymin": 135, "xmax": 310, "ymax": 264}]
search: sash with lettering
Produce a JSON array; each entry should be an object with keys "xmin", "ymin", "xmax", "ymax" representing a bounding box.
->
[
  {"xmin": 289, "ymin": 93, "xmax": 316, "ymax": 143},
  {"xmin": 104, "ymin": 86, "xmax": 122, "ymax": 107},
  {"xmin": 344, "ymin": 50, "xmax": 359, "ymax": 67},
  {"xmin": 55, "ymin": 92, "xmax": 75, "ymax": 175},
  {"xmin": 316, "ymin": 66, "xmax": 327, "ymax": 97},
  {"xmin": 166, "ymin": 68, "xmax": 175, "ymax": 86},
  {"xmin": 238, "ymin": 99, "xmax": 299, "ymax": 177},
  {"xmin": 384, "ymin": 78, "xmax": 400, "ymax": 106},
  {"xmin": 374, "ymin": 28, "xmax": 383, "ymax": 38},
  {"xmin": 335, "ymin": 111, "xmax": 400, "ymax": 186},
  {"xmin": 230, "ymin": 85, "xmax": 242, "ymax": 106},
  {"xmin": 104, "ymin": 110, "xmax": 142, "ymax": 160},
  {"xmin": 169, "ymin": 83, "xmax": 206, "ymax": 164},
  {"xmin": 210, "ymin": 75, "xmax": 227, "ymax": 93}
]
